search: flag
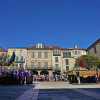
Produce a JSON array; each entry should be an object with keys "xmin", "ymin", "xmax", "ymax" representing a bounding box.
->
[
  {"xmin": 78, "ymin": 59, "xmax": 83, "ymax": 68},
  {"xmin": 8, "ymin": 52, "xmax": 15, "ymax": 66}
]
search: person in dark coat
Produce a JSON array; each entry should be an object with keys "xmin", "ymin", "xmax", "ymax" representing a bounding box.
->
[
  {"xmin": 16, "ymin": 69, "xmax": 21, "ymax": 85},
  {"xmin": 12, "ymin": 68, "xmax": 17, "ymax": 85},
  {"xmin": 21, "ymin": 69, "xmax": 26, "ymax": 85},
  {"xmin": 26, "ymin": 70, "xmax": 33, "ymax": 85},
  {"xmin": 2, "ymin": 68, "xmax": 8, "ymax": 85},
  {"xmin": 76, "ymin": 70, "xmax": 80, "ymax": 84},
  {"xmin": 0, "ymin": 68, "xmax": 3, "ymax": 84}
]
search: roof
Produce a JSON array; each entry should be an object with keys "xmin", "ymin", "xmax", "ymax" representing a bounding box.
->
[
  {"xmin": 8, "ymin": 45, "xmax": 86, "ymax": 50},
  {"xmin": 0, "ymin": 46, "xmax": 7, "ymax": 52},
  {"xmin": 61, "ymin": 48, "xmax": 86, "ymax": 50},
  {"xmin": 86, "ymin": 38, "xmax": 100, "ymax": 51}
]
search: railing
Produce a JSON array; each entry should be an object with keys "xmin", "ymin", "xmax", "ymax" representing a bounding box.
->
[
  {"xmin": 53, "ymin": 68, "xmax": 61, "ymax": 71},
  {"xmin": 27, "ymin": 66, "xmax": 53, "ymax": 70}
]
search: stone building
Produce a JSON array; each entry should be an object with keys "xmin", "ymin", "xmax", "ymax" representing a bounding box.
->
[
  {"xmin": 8, "ymin": 47, "xmax": 27, "ymax": 69},
  {"xmin": 0, "ymin": 46, "xmax": 7, "ymax": 56},
  {"xmin": 86, "ymin": 38, "xmax": 100, "ymax": 58},
  {"xmin": 8, "ymin": 43, "xmax": 86, "ymax": 75}
]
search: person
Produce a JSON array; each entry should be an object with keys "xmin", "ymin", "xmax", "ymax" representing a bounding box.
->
[
  {"xmin": 2, "ymin": 68, "xmax": 8, "ymax": 85},
  {"xmin": 16, "ymin": 69, "xmax": 21, "ymax": 85},
  {"xmin": 0, "ymin": 68, "xmax": 3, "ymax": 84},
  {"xmin": 26, "ymin": 70, "xmax": 33, "ymax": 84},
  {"xmin": 12, "ymin": 68, "xmax": 17, "ymax": 85},
  {"xmin": 76, "ymin": 70, "xmax": 80, "ymax": 85},
  {"xmin": 21, "ymin": 69, "xmax": 26, "ymax": 84}
]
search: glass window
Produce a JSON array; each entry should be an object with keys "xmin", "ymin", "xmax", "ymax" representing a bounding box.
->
[
  {"xmin": 44, "ymin": 52, "xmax": 48, "ymax": 58},
  {"xmin": 31, "ymin": 52, "xmax": 35, "ymax": 58},
  {"xmin": 20, "ymin": 50, "xmax": 23, "ymax": 55},
  {"xmin": 16, "ymin": 56, "xmax": 19, "ymax": 61},
  {"xmin": 94, "ymin": 46, "xmax": 97, "ymax": 53},
  {"xmin": 31, "ymin": 62, "xmax": 34, "ymax": 68},
  {"xmin": 44, "ymin": 62, "xmax": 48, "ymax": 67},
  {"xmin": 66, "ymin": 66, "xmax": 69, "ymax": 72},
  {"xmin": 56, "ymin": 64, "xmax": 59, "ymax": 69},
  {"xmin": 21, "ymin": 56, "xmax": 23, "ymax": 61},
  {"xmin": 2, "ymin": 53, "xmax": 4, "ymax": 56},
  {"xmin": 55, "ymin": 57, "xmax": 58, "ymax": 62},
  {"xmin": 75, "ymin": 51, "xmax": 78, "ymax": 55},
  {"xmin": 38, "ymin": 62, "xmax": 41, "ymax": 67},
  {"xmin": 66, "ymin": 59, "xmax": 69, "ymax": 65},
  {"xmin": 38, "ymin": 52, "xmax": 41, "ymax": 58},
  {"xmin": 73, "ymin": 51, "xmax": 74, "ymax": 54},
  {"xmin": 53, "ymin": 49, "xmax": 61, "ymax": 56},
  {"xmin": 63, "ymin": 51, "xmax": 71, "ymax": 57},
  {"xmin": 78, "ymin": 51, "xmax": 80, "ymax": 54}
]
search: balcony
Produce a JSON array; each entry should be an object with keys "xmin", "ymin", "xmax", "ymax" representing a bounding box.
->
[
  {"xmin": 27, "ymin": 66, "xmax": 53, "ymax": 70},
  {"xmin": 53, "ymin": 68, "xmax": 61, "ymax": 71},
  {"xmin": 15, "ymin": 57, "xmax": 25, "ymax": 63}
]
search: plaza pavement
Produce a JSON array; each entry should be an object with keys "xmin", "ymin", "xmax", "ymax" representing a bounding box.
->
[{"xmin": 0, "ymin": 82, "xmax": 100, "ymax": 100}]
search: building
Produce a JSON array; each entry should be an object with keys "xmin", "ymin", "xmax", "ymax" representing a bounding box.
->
[
  {"xmin": 0, "ymin": 46, "xmax": 7, "ymax": 56},
  {"xmin": 86, "ymin": 38, "xmax": 100, "ymax": 58},
  {"xmin": 8, "ymin": 43, "xmax": 86, "ymax": 75},
  {"xmin": 8, "ymin": 47, "xmax": 28, "ymax": 69}
]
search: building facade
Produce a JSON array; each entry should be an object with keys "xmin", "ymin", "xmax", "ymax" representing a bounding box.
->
[
  {"xmin": 86, "ymin": 38, "xmax": 100, "ymax": 58},
  {"xmin": 8, "ymin": 43, "xmax": 86, "ymax": 75},
  {"xmin": 0, "ymin": 46, "xmax": 7, "ymax": 56}
]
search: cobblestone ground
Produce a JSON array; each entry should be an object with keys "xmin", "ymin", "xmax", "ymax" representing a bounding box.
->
[{"xmin": 0, "ymin": 82, "xmax": 100, "ymax": 100}]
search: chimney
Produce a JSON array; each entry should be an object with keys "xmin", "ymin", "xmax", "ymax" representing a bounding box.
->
[{"xmin": 74, "ymin": 45, "xmax": 77, "ymax": 48}]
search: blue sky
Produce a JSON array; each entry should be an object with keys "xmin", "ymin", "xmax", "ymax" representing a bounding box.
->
[{"xmin": 0, "ymin": 0, "xmax": 100, "ymax": 50}]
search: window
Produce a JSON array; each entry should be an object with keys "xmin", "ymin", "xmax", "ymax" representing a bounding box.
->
[
  {"xmin": 66, "ymin": 66, "xmax": 69, "ymax": 72},
  {"xmin": 55, "ymin": 57, "xmax": 58, "ymax": 62},
  {"xmin": 13, "ymin": 50, "xmax": 16, "ymax": 54},
  {"xmin": 75, "ymin": 51, "xmax": 78, "ymax": 55},
  {"xmin": 65, "ymin": 59, "xmax": 69, "ymax": 65},
  {"xmin": 36, "ymin": 43, "xmax": 44, "ymax": 48},
  {"xmin": 31, "ymin": 62, "xmax": 34, "ymax": 68},
  {"xmin": 2, "ymin": 53, "xmax": 4, "ymax": 56},
  {"xmin": 44, "ymin": 52, "xmax": 48, "ymax": 58},
  {"xmin": 63, "ymin": 51, "xmax": 71, "ymax": 57},
  {"xmin": 94, "ymin": 46, "xmax": 97, "ymax": 53},
  {"xmin": 53, "ymin": 49, "xmax": 61, "ymax": 56},
  {"xmin": 20, "ymin": 50, "xmax": 23, "ymax": 55},
  {"xmin": 38, "ymin": 62, "xmax": 41, "ymax": 67},
  {"xmin": 44, "ymin": 62, "xmax": 48, "ymax": 67},
  {"xmin": 56, "ymin": 64, "xmax": 59, "ymax": 69},
  {"xmin": 16, "ymin": 56, "xmax": 19, "ymax": 61},
  {"xmin": 73, "ymin": 51, "xmax": 74, "ymax": 54},
  {"xmin": 38, "ymin": 52, "xmax": 41, "ymax": 58},
  {"xmin": 21, "ymin": 56, "xmax": 23, "ymax": 61},
  {"xmin": 32, "ymin": 52, "xmax": 35, "ymax": 58},
  {"xmin": 78, "ymin": 51, "xmax": 80, "ymax": 54}
]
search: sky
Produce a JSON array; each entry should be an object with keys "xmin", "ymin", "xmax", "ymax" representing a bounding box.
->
[{"xmin": 0, "ymin": 0, "xmax": 100, "ymax": 50}]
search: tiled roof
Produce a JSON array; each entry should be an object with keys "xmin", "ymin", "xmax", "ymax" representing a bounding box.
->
[
  {"xmin": 61, "ymin": 48, "xmax": 86, "ymax": 50},
  {"xmin": 86, "ymin": 38, "xmax": 100, "ymax": 51},
  {"xmin": 8, "ymin": 45, "xmax": 86, "ymax": 50},
  {"xmin": 0, "ymin": 46, "xmax": 7, "ymax": 52}
]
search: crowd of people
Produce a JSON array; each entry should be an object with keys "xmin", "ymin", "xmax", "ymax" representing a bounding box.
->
[
  {"xmin": 0, "ymin": 68, "xmax": 33, "ymax": 85},
  {"xmin": 0, "ymin": 68, "xmax": 69, "ymax": 85}
]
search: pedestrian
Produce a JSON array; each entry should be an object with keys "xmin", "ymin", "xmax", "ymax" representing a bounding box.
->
[{"xmin": 76, "ymin": 70, "xmax": 80, "ymax": 85}]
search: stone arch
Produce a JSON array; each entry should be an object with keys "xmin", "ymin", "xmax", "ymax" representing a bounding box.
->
[
  {"xmin": 53, "ymin": 71, "xmax": 61, "ymax": 75},
  {"xmin": 32, "ymin": 70, "xmax": 38, "ymax": 75},
  {"xmin": 40, "ymin": 70, "xmax": 49, "ymax": 75}
]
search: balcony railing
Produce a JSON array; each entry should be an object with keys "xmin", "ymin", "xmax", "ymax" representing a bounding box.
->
[{"xmin": 27, "ymin": 66, "xmax": 53, "ymax": 70}]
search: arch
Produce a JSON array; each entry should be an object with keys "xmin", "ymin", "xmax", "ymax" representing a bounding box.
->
[
  {"xmin": 53, "ymin": 71, "xmax": 61, "ymax": 75},
  {"xmin": 32, "ymin": 70, "xmax": 38, "ymax": 75},
  {"xmin": 40, "ymin": 70, "xmax": 49, "ymax": 75}
]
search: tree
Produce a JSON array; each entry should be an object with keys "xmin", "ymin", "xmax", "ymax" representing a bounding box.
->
[
  {"xmin": 0, "ymin": 54, "xmax": 10, "ymax": 66},
  {"xmin": 75, "ymin": 55, "xmax": 100, "ymax": 70}
]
